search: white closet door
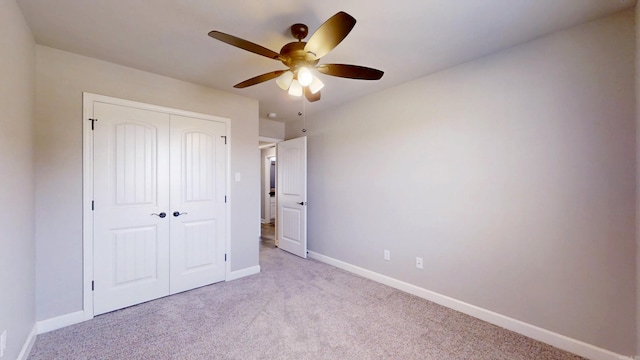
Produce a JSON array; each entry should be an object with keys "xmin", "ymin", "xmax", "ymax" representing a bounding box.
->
[
  {"xmin": 91, "ymin": 99, "xmax": 228, "ymax": 315},
  {"xmin": 93, "ymin": 102, "xmax": 171, "ymax": 315},
  {"xmin": 169, "ymin": 115, "xmax": 227, "ymax": 294}
]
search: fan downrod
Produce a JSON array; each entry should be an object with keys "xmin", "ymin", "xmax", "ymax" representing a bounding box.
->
[{"xmin": 290, "ymin": 23, "xmax": 308, "ymax": 40}]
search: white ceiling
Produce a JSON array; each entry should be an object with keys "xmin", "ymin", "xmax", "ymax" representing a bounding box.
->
[{"xmin": 17, "ymin": 0, "xmax": 636, "ymax": 122}]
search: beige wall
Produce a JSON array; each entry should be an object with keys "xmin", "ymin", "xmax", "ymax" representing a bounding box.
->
[
  {"xmin": 288, "ymin": 10, "xmax": 636, "ymax": 355},
  {"xmin": 35, "ymin": 46, "xmax": 260, "ymax": 321},
  {"xmin": 0, "ymin": 1, "xmax": 36, "ymax": 359},
  {"xmin": 259, "ymin": 118, "xmax": 285, "ymax": 140}
]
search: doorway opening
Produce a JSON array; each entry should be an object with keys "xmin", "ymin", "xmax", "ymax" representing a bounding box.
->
[
  {"xmin": 258, "ymin": 136, "xmax": 307, "ymax": 258},
  {"xmin": 261, "ymin": 155, "xmax": 276, "ymax": 249},
  {"xmin": 259, "ymin": 139, "xmax": 279, "ymax": 250}
]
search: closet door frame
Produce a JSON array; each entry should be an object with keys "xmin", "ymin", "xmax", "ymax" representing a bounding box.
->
[{"xmin": 82, "ymin": 92, "xmax": 231, "ymax": 320}]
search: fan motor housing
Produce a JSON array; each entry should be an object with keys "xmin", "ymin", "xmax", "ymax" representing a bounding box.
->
[{"xmin": 279, "ymin": 41, "xmax": 318, "ymax": 69}]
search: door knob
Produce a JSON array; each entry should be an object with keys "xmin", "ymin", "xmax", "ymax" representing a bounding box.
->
[
  {"xmin": 173, "ymin": 211, "xmax": 188, "ymax": 217},
  {"xmin": 297, "ymin": 202, "xmax": 306, "ymax": 205},
  {"xmin": 151, "ymin": 212, "xmax": 166, "ymax": 218}
]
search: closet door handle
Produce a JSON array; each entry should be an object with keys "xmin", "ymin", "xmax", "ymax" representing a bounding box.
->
[
  {"xmin": 151, "ymin": 212, "xmax": 166, "ymax": 218},
  {"xmin": 173, "ymin": 211, "xmax": 188, "ymax": 217}
]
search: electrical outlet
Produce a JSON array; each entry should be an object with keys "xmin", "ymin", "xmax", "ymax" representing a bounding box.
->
[
  {"xmin": 384, "ymin": 250, "xmax": 390, "ymax": 261},
  {"xmin": 0, "ymin": 329, "xmax": 6, "ymax": 358},
  {"xmin": 416, "ymin": 257, "xmax": 424, "ymax": 269}
]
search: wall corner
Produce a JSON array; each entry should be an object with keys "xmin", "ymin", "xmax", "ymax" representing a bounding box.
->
[{"xmin": 635, "ymin": 3, "xmax": 640, "ymax": 357}]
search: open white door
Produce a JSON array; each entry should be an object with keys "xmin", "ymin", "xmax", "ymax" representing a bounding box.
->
[{"xmin": 276, "ymin": 137, "xmax": 307, "ymax": 258}]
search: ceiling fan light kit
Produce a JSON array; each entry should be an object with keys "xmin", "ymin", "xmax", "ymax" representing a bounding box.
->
[
  {"xmin": 276, "ymin": 71, "xmax": 294, "ymax": 90},
  {"xmin": 208, "ymin": 11, "xmax": 384, "ymax": 102},
  {"xmin": 288, "ymin": 79, "xmax": 303, "ymax": 97},
  {"xmin": 308, "ymin": 75, "xmax": 324, "ymax": 94},
  {"xmin": 297, "ymin": 67, "xmax": 313, "ymax": 86},
  {"xmin": 275, "ymin": 67, "xmax": 324, "ymax": 97}
]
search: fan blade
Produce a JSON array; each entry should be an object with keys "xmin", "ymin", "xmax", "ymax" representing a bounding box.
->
[
  {"xmin": 316, "ymin": 64, "xmax": 384, "ymax": 80},
  {"xmin": 234, "ymin": 70, "xmax": 287, "ymax": 88},
  {"xmin": 208, "ymin": 31, "xmax": 280, "ymax": 60},
  {"xmin": 304, "ymin": 88, "xmax": 321, "ymax": 102},
  {"xmin": 304, "ymin": 11, "xmax": 356, "ymax": 60}
]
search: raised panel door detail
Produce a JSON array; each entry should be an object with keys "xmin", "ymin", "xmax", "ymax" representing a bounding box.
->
[
  {"xmin": 114, "ymin": 123, "xmax": 157, "ymax": 206},
  {"xmin": 112, "ymin": 226, "xmax": 158, "ymax": 285},
  {"xmin": 281, "ymin": 207, "xmax": 301, "ymax": 244},
  {"xmin": 280, "ymin": 147, "xmax": 301, "ymax": 196},
  {"xmin": 184, "ymin": 131, "xmax": 215, "ymax": 202},
  {"xmin": 183, "ymin": 220, "xmax": 217, "ymax": 269}
]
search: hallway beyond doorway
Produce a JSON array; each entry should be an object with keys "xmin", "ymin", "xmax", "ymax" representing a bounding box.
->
[{"xmin": 260, "ymin": 223, "xmax": 275, "ymax": 249}]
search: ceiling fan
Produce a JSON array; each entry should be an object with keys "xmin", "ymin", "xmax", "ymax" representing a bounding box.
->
[{"xmin": 208, "ymin": 11, "xmax": 384, "ymax": 102}]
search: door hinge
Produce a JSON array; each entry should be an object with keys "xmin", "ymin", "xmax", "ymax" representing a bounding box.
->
[
  {"xmin": 224, "ymin": 254, "xmax": 227, "ymax": 262},
  {"xmin": 89, "ymin": 118, "xmax": 98, "ymax": 130},
  {"xmin": 221, "ymin": 135, "xmax": 227, "ymax": 144},
  {"xmin": 225, "ymin": 195, "xmax": 227, "ymax": 203},
  {"xmin": 91, "ymin": 200, "xmax": 95, "ymax": 210},
  {"xmin": 91, "ymin": 281, "xmax": 94, "ymax": 291}
]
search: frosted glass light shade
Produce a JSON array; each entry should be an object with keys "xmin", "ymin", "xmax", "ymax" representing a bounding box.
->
[
  {"xmin": 276, "ymin": 71, "xmax": 294, "ymax": 90},
  {"xmin": 308, "ymin": 76, "xmax": 324, "ymax": 94},
  {"xmin": 288, "ymin": 79, "xmax": 303, "ymax": 96},
  {"xmin": 297, "ymin": 67, "xmax": 313, "ymax": 86}
]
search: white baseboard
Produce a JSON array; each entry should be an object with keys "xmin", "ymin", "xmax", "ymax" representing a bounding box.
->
[
  {"xmin": 37, "ymin": 310, "xmax": 86, "ymax": 334},
  {"xmin": 308, "ymin": 251, "xmax": 629, "ymax": 360},
  {"xmin": 227, "ymin": 265, "xmax": 261, "ymax": 281},
  {"xmin": 17, "ymin": 324, "xmax": 37, "ymax": 360},
  {"xmin": 32, "ymin": 267, "xmax": 262, "ymax": 340},
  {"xmin": 34, "ymin": 266, "xmax": 263, "ymax": 335}
]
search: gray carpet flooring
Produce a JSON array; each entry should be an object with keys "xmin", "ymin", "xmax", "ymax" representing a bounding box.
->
[{"xmin": 29, "ymin": 233, "xmax": 584, "ymax": 359}]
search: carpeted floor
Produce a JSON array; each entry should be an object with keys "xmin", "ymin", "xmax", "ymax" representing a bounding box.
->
[{"xmin": 29, "ymin": 234, "xmax": 584, "ymax": 359}]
